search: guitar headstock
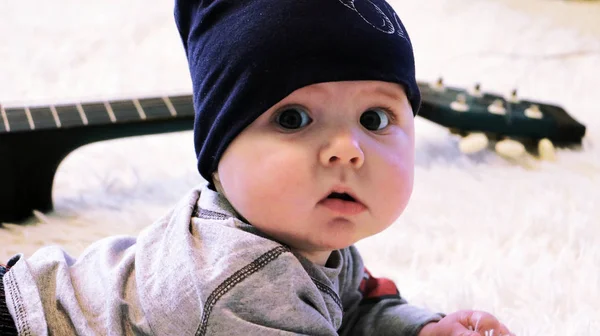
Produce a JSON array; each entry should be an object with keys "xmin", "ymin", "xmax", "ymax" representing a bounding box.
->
[{"xmin": 417, "ymin": 78, "xmax": 587, "ymax": 147}]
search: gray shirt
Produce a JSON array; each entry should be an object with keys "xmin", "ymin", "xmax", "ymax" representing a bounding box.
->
[{"xmin": 3, "ymin": 184, "xmax": 443, "ymax": 335}]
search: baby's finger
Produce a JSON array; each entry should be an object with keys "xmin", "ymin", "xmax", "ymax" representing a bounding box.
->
[
  {"xmin": 457, "ymin": 332, "xmax": 480, "ymax": 336},
  {"xmin": 485, "ymin": 322, "xmax": 514, "ymax": 336},
  {"xmin": 465, "ymin": 328, "xmax": 513, "ymax": 336},
  {"xmin": 465, "ymin": 311, "xmax": 504, "ymax": 333},
  {"xmin": 497, "ymin": 323, "xmax": 516, "ymax": 336}
]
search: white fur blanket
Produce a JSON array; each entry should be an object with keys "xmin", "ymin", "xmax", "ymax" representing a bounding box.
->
[{"xmin": 1, "ymin": 0, "xmax": 599, "ymax": 334}]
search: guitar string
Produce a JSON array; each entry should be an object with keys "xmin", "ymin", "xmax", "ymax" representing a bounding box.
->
[{"xmin": 12, "ymin": 97, "xmax": 189, "ymax": 130}]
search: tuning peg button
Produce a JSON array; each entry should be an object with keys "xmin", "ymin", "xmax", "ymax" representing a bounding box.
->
[
  {"xmin": 459, "ymin": 132, "xmax": 489, "ymax": 154},
  {"xmin": 495, "ymin": 139, "xmax": 525, "ymax": 158},
  {"xmin": 538, "ymin": 138, "xmax": 556, "ymax": 161}
]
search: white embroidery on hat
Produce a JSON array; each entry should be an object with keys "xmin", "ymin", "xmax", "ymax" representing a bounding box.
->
[
  {"xmin": 337, "ymin": 0, "xmax": 403, "ymax": 36},
  {"xmin": 385, "ymin": 2, "xmax": 406, "ymax": 38}
]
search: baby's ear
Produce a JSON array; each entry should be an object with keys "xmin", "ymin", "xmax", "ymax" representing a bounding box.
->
[
  {"xmin": 212, "ymin": 171, "xmax": 221, "ymax": 184},
  {"xmin": 212, "ymin": 171, "xmax": 226, "ymax": 195}
]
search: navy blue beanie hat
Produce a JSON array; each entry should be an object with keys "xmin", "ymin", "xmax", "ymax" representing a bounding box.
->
[{"xmin": 174, "ymin": 0, "xmax": 420, "ymax": 186}]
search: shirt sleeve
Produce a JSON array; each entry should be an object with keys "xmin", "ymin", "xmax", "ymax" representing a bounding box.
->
[{"xmin": 338, "ymin": 246, "xmax": 444, "ymax": 336}]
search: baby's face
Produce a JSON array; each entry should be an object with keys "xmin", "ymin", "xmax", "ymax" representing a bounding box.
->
[{"xmin": 215, "ymin": 80, "xmax": 415, "ymax": 265}]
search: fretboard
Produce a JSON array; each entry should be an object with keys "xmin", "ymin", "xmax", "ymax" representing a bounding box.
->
[{"xmin": 0, "ymin": 94, "xmax": 195, "ymax": 133}]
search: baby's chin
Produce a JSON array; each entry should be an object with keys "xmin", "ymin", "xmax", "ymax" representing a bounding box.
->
[
  {"xmin": 254, "ymin": 215, "xmax": 392, "ymax": 253},
  {"xmin": 285, "ymin": 233, "xmax": 364, "ymax": 255}
]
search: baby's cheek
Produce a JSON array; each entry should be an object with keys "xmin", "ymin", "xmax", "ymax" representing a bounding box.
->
[
  {"xmin": 239, "ymin": 166, "xmax": 312, "ymax": 240},
  {"xmin": 242, "ymin": 153, "xmax": 309, "ymax": 213},
  {"xmin": 376, "ymin": 153, "xmax": 414, "ymax": 220}
]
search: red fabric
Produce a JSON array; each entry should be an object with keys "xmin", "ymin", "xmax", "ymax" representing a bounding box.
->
[{"xmin": 358, "ymin": 267, "xmax": 399, "ymax": 299}]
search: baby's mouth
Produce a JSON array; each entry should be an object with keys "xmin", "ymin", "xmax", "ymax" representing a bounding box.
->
[
  {"xmin": 326, "ymin": 192, "xmax": 356, "ymax": 202},
  {"xmin": 318, "ymin": 190, "xmax": 367, "ymax": 215}
]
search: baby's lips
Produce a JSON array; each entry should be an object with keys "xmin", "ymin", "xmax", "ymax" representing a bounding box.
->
[{"xmin": 319, "ymin": 185, "xmax": 366, "ymax": 208}]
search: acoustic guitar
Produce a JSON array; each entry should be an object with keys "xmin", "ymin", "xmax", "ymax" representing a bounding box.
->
[{"xmin": 0, "ymin": 80, "xmax": 586, "ymax": 223}]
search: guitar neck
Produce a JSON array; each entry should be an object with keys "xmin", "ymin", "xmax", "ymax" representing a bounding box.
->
[{"xmin": 0, "ymin": 94, "xmax": 195, "ymax": 133}]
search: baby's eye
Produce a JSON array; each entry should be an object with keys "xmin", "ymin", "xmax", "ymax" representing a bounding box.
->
[
  {"xmin": 360, "ymin": 108, "xmax": 390, "ymax": 131},
  {"xmin": 275, "ymin": 106, "xmax": 312, "ymax": 130}
]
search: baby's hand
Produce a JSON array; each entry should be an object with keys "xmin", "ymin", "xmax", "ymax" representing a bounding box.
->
[{"xmin": 418, "ymin": 310, "xmax": 514, "ymax": 336}]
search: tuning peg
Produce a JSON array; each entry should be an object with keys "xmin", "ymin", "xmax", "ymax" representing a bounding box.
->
[
  {"xmin": 507, "ymin": 89, "xmax": 519, "ymax": 103},
  {"xmin": 487, "ymin": 99, "xmax": 506, "ymax": 115},
  {"xmin": 470, "ymin": 82, "xmax": 483, "ymax": 97},
  {"xmin": 450, "ymin": 93, "xmax": 469, "ymax": 112},
  {"xmin": 495, "ymin": 138, "xmax": 525, "ymax": 158},
  {"xmin": 459, "ymin": 132, "xmax": 489, "ymax": 154},
  {"xmin": 538, "ymin": 138, "xmax": 556, "ymax": 161},
  {"xmin": 525, "ymin": 104, "xmax": 543, "ymax": 119},
  {"xmin": 431, "ymin": 77, "xmax": 445, "ymax": 91}
]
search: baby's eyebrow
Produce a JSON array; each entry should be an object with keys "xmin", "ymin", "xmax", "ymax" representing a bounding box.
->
[{"xmin": 372, "ymin": 85, "xmax": 405, "ymax": 102}]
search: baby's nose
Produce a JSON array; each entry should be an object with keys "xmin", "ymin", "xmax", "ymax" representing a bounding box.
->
[{"xmin": 319, "ymin": 133, "xmax": 364, "ymax": 169}]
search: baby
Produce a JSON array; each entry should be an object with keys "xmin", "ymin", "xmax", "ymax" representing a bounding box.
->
[{"xmin": 0, "ymin": 0, "xmax": 514, "ymax": 335}]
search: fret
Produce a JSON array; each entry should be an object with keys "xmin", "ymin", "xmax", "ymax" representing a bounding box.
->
[
  {"xmin": 132, "ymin": 99, "xmax": 147, "ymax": 120},
  {"xmin": 5, "ymin": 108, "xmax": 32, "ymax": 132},
  {"xmin": 24, "ymin": 107, "xmax": 35, "ymax": 130},
  {"xmin": 1, "ymin": 105, "xmax": 9, "ymax": 132},
  {"xmin": 75, "ymin": 103, "xmax": 89, "ymax": 125},
  {"xmin": 109, "ymin": 100, "xmax": 141, "ymax": 122},
  {"xmin": 82, "ymin": 102, "xmax": 113, "ymax": 125},
  {"xmin": 103, "ymin": 102, "xmax": 117, "ymax": 123},
  {"xmin": 138, "ymin": 98, "xmax": 173, "ymax": 119},
  {"xmin": 55, "ymin": 104, "xmax": 84, "ymax": 127},
  {"xmin": 162, "ymin": 97, "xmax": 177, "ymax": 117},
  {"xmin": 50, "ymin": 105, "xmax": 62, "ymax": 128},
  {"xmin": 168, "ymin": 95, "xmax": 195, "ymax": 116},
  {"xmin": 30, "ymin": 107, "xmax": 59, "ymax": 130},
  {"xmin": 1, "ymin": 94, "xmax": 193, "ymax": 134}
]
